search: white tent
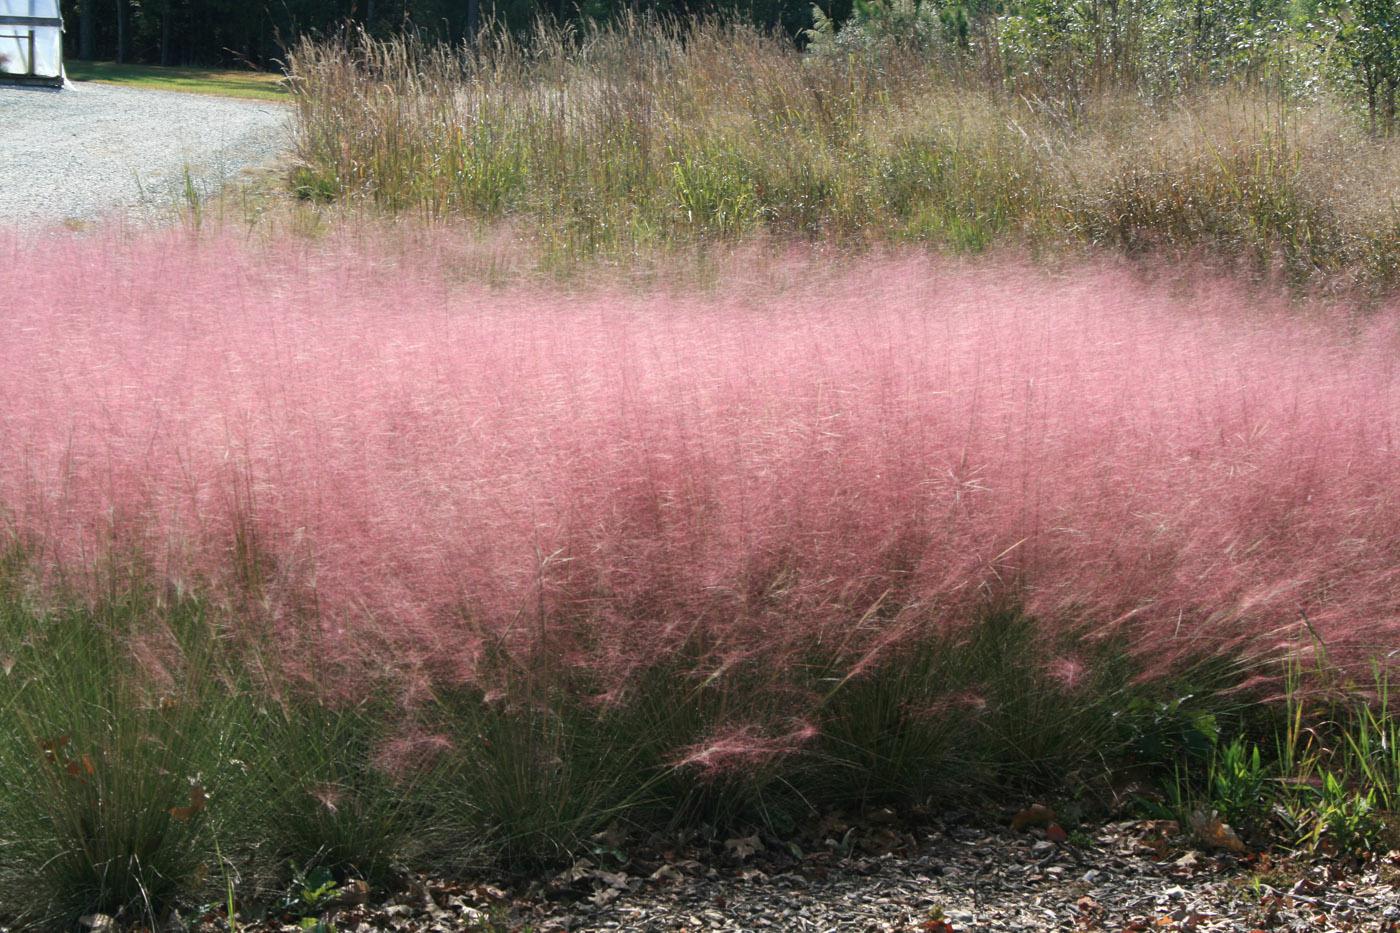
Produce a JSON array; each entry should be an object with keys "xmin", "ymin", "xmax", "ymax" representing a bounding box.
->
[{"xmin": 0, "ymin": 0, "xmax": 62, "ymax": 86}]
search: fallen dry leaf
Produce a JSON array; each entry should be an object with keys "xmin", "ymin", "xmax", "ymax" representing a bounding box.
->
[
  {"xmin": 725, "ymin": 834, "xmax": 762, "ymax": 860},
  {"xmin": 649, "ymin": 864, "xmax": 684, "ymax": 883},
  {"xmin": 39, "ymin": 734, "xmax": 70, "ymax": 764},
  {"xmin": 867, "ymin": 806, "xmax": 898, "ymax": 824},
  {"xmin": 1189, "ymin": 810, "xmax": 1247, "ymax": 854},
  {"xmin": 332, "ymin": 878, "xmax": 370, "ymax": 905},
  {"xmin": 1011, "ymin": 803, "xmax": 1057, "ymax": 831},
  {"xmin": 169, "ymin": 784, "xmax": 207, "ymax": 822}
]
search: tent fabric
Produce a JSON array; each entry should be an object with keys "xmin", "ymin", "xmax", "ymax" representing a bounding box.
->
[{"xmin": 0, "ymin": 0, "xmax": 62, "ymax": 79}]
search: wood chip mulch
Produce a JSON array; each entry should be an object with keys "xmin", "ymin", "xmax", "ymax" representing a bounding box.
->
[{"xmin": 146, "ymin": 812, "xmax": 1400, "ymax": 932}]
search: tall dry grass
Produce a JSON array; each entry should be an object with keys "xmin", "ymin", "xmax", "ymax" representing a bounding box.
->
[{"xmin": 286, "ymin": 21, "xmax": 1400, "ymax": 289}]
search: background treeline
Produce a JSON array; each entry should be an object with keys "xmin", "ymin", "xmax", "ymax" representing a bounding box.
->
[
  {"xmin": 57, "ymin": 0, "xmax": 832, "ymax": 67},
  {"xmin": 58, "ymin": 0, "xmax": 1400, "ymax": 137}
]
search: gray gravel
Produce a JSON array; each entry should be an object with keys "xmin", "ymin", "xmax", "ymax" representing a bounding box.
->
[{"xmin": 0, "ymin": 81, "xmax": 290, "ymax": 228}]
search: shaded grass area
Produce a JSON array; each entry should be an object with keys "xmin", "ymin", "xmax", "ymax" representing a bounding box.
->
[
  {"xmin": 3, "ymin": 558, "xmax": 1396, "ymax": 930},
  {"xmin": 286, "ymin": 25, "xmax": 1400, "ymax": 291},
  {"xmin": 65, "ymin": 61, "xmax": 289, "ymax": 101},
  {"xmin": 0, "ymin": 555, "xmax": 1237, "ymax": 929}
]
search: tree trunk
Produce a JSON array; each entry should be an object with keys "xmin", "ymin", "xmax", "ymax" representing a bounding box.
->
[
  {"xmin": 79, "ymin": 0, "xmax": 95, "ymax": 60},
  {"xmin": 1385, "ymin": 76, "xmax": 1398, "ymax": 137},
  {"xmin": 161, "ymin": 8, "xmax": 172, "ymax": 66},
  {"xmin": 116, "ymin": 0, "xmax": 129, "ymax": 65},
  {"xmin": 466, "ymin": 0, "xmax": 479, "ymax": 44}
]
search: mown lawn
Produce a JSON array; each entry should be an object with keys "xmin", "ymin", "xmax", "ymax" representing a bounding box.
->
[{"xmin": 65, "ymin": 61, "xmax": 288, "ymax": 101}]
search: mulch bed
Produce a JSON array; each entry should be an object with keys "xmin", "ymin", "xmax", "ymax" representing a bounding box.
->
[{"xmin": 137, "ymin": 811, "xmax": 1400, "ymax": 932}]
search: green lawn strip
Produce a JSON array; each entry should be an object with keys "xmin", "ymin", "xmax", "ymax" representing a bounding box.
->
[{"xmin": 64, "ymin": 61, "xmax": 289, "ymax": 102}]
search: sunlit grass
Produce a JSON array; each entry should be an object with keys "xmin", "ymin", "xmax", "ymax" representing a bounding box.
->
[
  {"xmin": 66, "ymin": 61, "xmax": 289, "ymax": 102},
  {"xmin": 285, "ymin": 24, "xmax": 1400, "ymax": 291}
]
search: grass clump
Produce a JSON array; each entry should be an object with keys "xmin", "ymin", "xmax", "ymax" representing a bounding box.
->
[
  {"xmin": 0, "ymin": 565, "xmax": 248, "ymax": 926},
  {"xmin": 0, "ymin": 543, "xmax": 1397, "ymax": 926},
  {"xmin": 4, "ymin": 229, "xmax": 1400, "ymax": 923}
]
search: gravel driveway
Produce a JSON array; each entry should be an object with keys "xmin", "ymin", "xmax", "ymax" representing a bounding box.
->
[{"xmin": 0, "ymin": 81, "xmax": 289, "ymax": 227}]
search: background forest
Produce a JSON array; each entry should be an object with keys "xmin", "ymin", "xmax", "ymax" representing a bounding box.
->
[
  {"xmin": 59, "ymin": 0, "xmax": 821, "ymax": 66},
  {"xmin": 57, "ymin": 0, "xmax": 1400, "ymax": 138}
]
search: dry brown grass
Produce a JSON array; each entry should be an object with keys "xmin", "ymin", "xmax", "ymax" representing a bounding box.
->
[{"xmin": 279, "ymin": 20, "xmax": 1400, "ymax": 290}]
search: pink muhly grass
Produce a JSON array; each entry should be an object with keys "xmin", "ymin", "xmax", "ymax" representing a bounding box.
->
[
  {"xmin": 1046, "ymin": 655, "xmax": 1088, "ymax": 691},
  {"xmin": 2, "ymin": 229, "xmax": 1400, "ymax": 694},
  {"xmin": 674, "ymin": 720, "xmax": 820, "ymax": 779},
  {"xmin": 914, "ymin": 691, "xmax": 990, "ymax": 718},
  {"xmin": 375, "ymin": 731, "xmax": 455, "ymax": 777}
]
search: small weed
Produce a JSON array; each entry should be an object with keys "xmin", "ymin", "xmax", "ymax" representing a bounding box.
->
[
  {"xmin": 1208, "ymin": 737, "xmax": 1271, "ymax": 831},
  {"xmin": 1066, "ymin": 829, "xmax": 1094, "ymax": 848},
  {"xmin": 1287, "ymin": 772, "xmax": 1384, "ymax": 857},
  {"xmin": 293, "ymin": 866, "xmax": 340, "ymax": 913},
  {"xmin": 291, "ymin": 165, "xmax": 339, "ymax": 204},
  {"xmin": 182, "ymin": 165, "xmax": 204, "ymax": 229}
]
